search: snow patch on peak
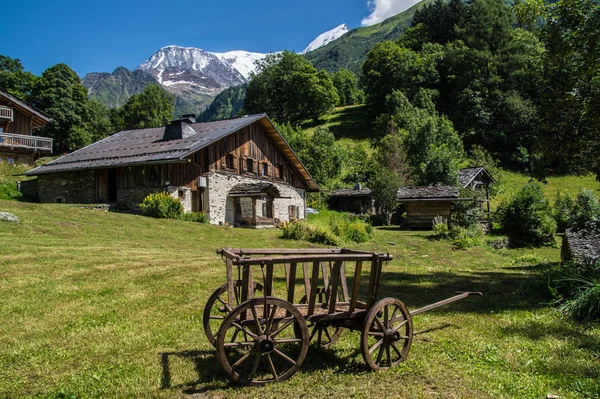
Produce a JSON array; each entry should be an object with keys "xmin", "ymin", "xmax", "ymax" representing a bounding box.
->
[
  {"xmin": 212, "ymin": 51, "xmax": 268, "ymax": 80},
  {"xmin": 301, "ymin": 24, "xmax": 349, "ymax": 55}
]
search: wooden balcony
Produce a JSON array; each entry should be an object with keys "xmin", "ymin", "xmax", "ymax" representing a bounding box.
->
[
  {"xmin": 0, "ymin": 132, "xmax": 53, "ymax": 153},
  {"xmin": 0, "ymin": 106, "xmax": 13, "ymax": 122}
]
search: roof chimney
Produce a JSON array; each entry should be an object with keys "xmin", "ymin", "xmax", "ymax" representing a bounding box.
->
[
  {"xmin": 354, "ymin": 183, "xmax": 362, "ymax": 190},
  {"xmin": 163, "ymin": 117, "xmax": 197, "ymax": 141},
  {"xmin": 181, "ymin": 113, "xmax": 197, "ymax": 123}
]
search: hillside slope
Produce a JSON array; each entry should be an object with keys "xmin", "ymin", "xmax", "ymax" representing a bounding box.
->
[{"xmin": 304, "ymin": 0, "xmax": 431, "ymax": 74}]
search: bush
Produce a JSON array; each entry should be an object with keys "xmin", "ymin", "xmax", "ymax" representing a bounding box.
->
[
  {"xmin": 498, "ymin": 182, "xmax": 556, "ymax": 247},
  {"xmin": 307, "ymin": 227, "xmax": 341, "ymax": 246},
  {"xmin": 177, "ymin": 212, "xmax": 208, "ymax": 223},
  {"xmin": 282, "ymin": 221, "xmax": 312, "ymax": 240},
  {"xmin": 432, "ymin": 215, "xmax": 449, "ymax": 239},
  {"xmin": 557, "ymin": 275, "xmax": 600, "ymax": 322},
  {"xmin": 0, "ymin": 182, "xmax": 22, "ymax": 201},
  {"xmin": 140, "ymin": 192, "xmax": 183, "ymax": 219},
  {"xmin": 450, "ymin": 225, "xmax": 484, "ymax": 249},
  {"xmin": 328, "ymin": 214, "xmax": 373, "ymax": 243},
  {"xmin": 451, "ymin": 194, "xmax": 483, "ymax": 229}
]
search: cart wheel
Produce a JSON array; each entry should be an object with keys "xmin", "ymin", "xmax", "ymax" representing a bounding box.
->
[
  {"xmin": 216, "ymin": 297, "xmax": 309, "ymax": 386},
  {"xmin": 203, "ymin": 281, "xmax": 263, "ymax": 347},
  {"xmin": 361, "ymin": 297, "xmax": 413, "ymax": 371},
  {"xmin": 298, "ymin": 290, "xmax": 343, "ymax": 348}
]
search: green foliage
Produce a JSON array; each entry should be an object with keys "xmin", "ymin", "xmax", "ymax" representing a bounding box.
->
[
  {"xmin": 29, "ymin": 64, "xmax": 90, "ymax": 152},
  {"xmin": 112, "ymin": 84, "xmax": 174, "ymax": 131},
  {"xmin": 281, "ymin": 221, "xmax": 341, "ymax": 246},
  {"xmin": 467, "ymin": 145, "xmax": 503, "ymax": 196},
  {"xmin": 307, "ymin": 226, "xmax": 341, "ymax": 246},
  {"xmin": 139, "ymin": 192, "xmax": 183, "ymax": 219},
  {"xmin": 380, "ymin": 91, "xmax": 464, "ymax": 185},
  {"xmin": 86, "ymin": 100, "xmax": 114, "ymax": 142},
  {"xmin": 553, "ymin": 189, "xmax": 600, "ymax": 233},
  {"xmin": 200, "ymin": 85, "xmax": 246, "ymax": 122},
  {"xmin": 279, "ymin": 124, "xmax": 345, "ymax": 186},
  {"xmin": 332, "ymin": 69, "xmax": 362, "ymax": 106},
  {"xmin": 328, "ymin": 214, "xmax": 373, "ymax": 243},
  {"xmin": 432, "ymin": 216, "xmax": 450, "ymax": 239},
  {"xmin": 177, "ymin": 212, "xmax": 208, "ymax": 224},
  {"xmin": 450, "ymin": 225, "xmax": 485, "ymax": 249},
  {"xmin": 245, "ymin": 52, "xmax": 338, "ymax": 124},
  {"xmin": 498, "ymin": 182, "xmax": 556, "ymax": 246},
  {"xmin": 281, "ymin": 220, "xmax": 312, "ymax": 240},
  {"xmin": 368, "ymin": 165, "xmax": 404, "ymax": 218},
  {"xmin": 0, "ymin": 55, "xmax": 37, "ymax": 100},
  {"xmin": 281, "ymin": 213, "xmax": 372, "ymax": 245},
  {"xmin": 451, "ymin": 196, "xmax": 483, "ymax": 229},
  {"xmin": 0, "ymin": 182, "xmax": 21, "ymax": 201}
]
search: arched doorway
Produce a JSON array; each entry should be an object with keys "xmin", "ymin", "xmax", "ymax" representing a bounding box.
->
[{"xmin": 227, "ymin": 183, "xmax": 281, "ymax": 227}]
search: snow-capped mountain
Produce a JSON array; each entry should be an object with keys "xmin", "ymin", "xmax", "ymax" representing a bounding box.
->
[
  {"xmin": 137, "ymin": 45, "xmax": 267, "ymax": 89},
  {"xmin": 301, "ymin": 24, "xmax": 349, "ymax": 55}
]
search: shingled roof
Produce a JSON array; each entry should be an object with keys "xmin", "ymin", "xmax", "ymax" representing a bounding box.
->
[
  {"xmin": 396, "ymin": 186, "xmax": 460, "ymax": 201},
  {"xmin": 458, "ymin": 167, "xmax": 494, "ymax": 188},
  {"xmin": 562, "ymin": 229, "xmax": 600, "ymax": 264},
  {"xmin": 329, "ymin": 188, "xmax": 372, "ymax": 197},
  {"xmin": 0, "ymin": 90, "xmax": 50, "ymax": 128},
  {"xmin": 26, "ymin": 114, "xmax": 318, "ymax": 191}
]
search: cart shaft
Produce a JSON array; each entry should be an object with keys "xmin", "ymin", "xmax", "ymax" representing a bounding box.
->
[{"xmin": 410, "ymin": 291, "xmax": 482, "ymax": 316}]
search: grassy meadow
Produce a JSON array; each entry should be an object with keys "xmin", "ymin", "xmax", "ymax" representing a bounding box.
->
[{"xmin": 1, "ymin": 200, "xmax": 599, "ymax": 398}]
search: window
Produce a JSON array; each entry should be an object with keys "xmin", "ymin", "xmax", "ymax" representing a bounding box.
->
[
  {"xmin": 261, "ymin": 163, "xmax": 269, "ymax": 177},
  {"xmin": 246, "ymin": 158, "xmax": 254, "ymax": 174},
  {"xmin": 225, "ymin": 154, "xmax": 235, "ymax": 169},
  {"xmin": 289, "ymin": 205, "xmax": 298, "ymax": 220},
  {"xmin": 7, "ymin": 158, "xmax": 15, "ymax": 165},
  {"xmin": 192, "ymin": 151, "xmax": 201, "ymax": 166},
  {"xmin": 276, "ymin": 165, "xmax": 284, "ymax": 179}
]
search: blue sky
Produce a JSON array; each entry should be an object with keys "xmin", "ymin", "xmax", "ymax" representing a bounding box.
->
[{"xmin": 1, "ymin": 0, "xmax": 418, "ymax": 78}]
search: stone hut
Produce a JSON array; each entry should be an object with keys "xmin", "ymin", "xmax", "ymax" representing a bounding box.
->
[{"xmin": 561, "ymin": 229, "xmax": 600, "ymax": 265}]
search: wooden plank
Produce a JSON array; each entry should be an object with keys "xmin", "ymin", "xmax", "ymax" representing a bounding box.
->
[
  {"xmin": 265, "ymin": 264, "xmax": 274, "ymax": 297},
  {"xmin": 233, "ymin": 254, "xmax": 376, "ymax": 265},
  {"xmin": 321, "ymin": 262, "xmax": 329, "ymax": 292},
  {"xmin": 226, "ymin": 258, "xmax": 235, "ymax": 308},
  {"xmin": 286, "ymin": 263, "xmax": 297, "ymax": 312},
  {"xmin": 328, "ymin": 261, "xmax": 342, "ymax": 314},
  {"xmin": 308, "ymin": 262, "xmax": 320, "ymax": 316},
  {"xmin": 339, "ymin": 262, "xmax": 349, "ymax": 302},
  {"xmin": 349, "ymin": 261, "xmax": 363, "ymax": 312},
  {"xmin": 302, "ymin": 262, "xmax": 311, "ymax": 299},
  {"xmin": 366, "ymin": 255, "xmax": 379, "ymax": 309}
]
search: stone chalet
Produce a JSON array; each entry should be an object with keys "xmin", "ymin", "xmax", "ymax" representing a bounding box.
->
[{"xmin": 26, "ymin": 114, "xmax": 319, "ymax": 227}]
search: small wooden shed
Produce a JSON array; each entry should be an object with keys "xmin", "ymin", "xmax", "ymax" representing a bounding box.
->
[
  {"xmin": 396, "ymin": 186, "xmax": 465, "ymax": 229},
  {"xmin": 327, "ymin": 185, "xmax": 374, "ymax": 215},
  {"xmin": 561, "ymin": 229, "xmax": 600, "ymax": 264}
]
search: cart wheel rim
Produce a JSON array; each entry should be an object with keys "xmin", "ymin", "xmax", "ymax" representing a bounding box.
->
[
  {"xmin": 361, "ymin": 297, "xmax": 413, "ymax": 372},
  {"xmin": 216, "ymin": 297, "xmax": 309, "ymax": 386},
  {"xmin": 202, "ymin": 281, "xmax": 263, "ymax": 347}
]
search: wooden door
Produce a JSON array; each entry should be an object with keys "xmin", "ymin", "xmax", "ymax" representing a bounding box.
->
[{"xmin": 96, "ymin": 170, "xmax": 108, "ymax": 203}]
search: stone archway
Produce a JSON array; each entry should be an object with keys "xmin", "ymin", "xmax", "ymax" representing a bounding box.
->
[{"xmin": 227, "ymin": 183, "xmax": 281, "ymax": 227}]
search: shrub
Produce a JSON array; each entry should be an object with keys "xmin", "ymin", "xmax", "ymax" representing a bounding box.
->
[
  {"xmin": 450, "ymin": 225, "xmax": 484, "ymax": 249},
  {"xmin": 0, "ymin": 182, "xmax": 22, "ymax": 201},
  {"xmin": 177, "ymin": 212, "xmax": 208, "ymax": 223},
  {"xmin": 498, "ymin": 182, "xmax": 556, "ymax": 247},
  {"xmin": 307, "ymin": 227, "xmax": 341, "ymax": 246},
  {"xmin": 553, "ymin": 192, "xmax": 574, "ymax": 233},
  {"xmin": 432, "ymin": 215, "xmax": 449, "ymax": 239},
  {"xmin": 345, "ymin": 221, "xmax": 371, "ymax": 243},
  {"xmin": 140, "ymin": 192, "xmax": 183, "ymax": 219},
  {"xmin": 451, "ymin": 194, "xmax": 483, "ymax": 229},
  {"xmin": 281, "ymin": 221, "xmax": 311, "ymax": 240}
]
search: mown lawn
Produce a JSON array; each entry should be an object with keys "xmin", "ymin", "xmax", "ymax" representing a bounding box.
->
[{"xmin": 1, "ymin": 200, "xmax": 599, "ymax": 398}]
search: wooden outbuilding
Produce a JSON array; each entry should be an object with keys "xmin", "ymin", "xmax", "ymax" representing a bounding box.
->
[
  {"xmin": 396, "ymin": 186, "xmax": 466, "ymax": 229},
  {"xmin": 459, "ymin": 166, "xmax": 495, "ymax": 221},
  {"xmin": 327, "ymin": 185, "xmax": 374, "ymax": 214}
]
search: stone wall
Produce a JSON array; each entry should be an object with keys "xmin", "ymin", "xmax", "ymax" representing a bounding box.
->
[
  {"xmin": 38, "ymin": 171, "xmax": 95, "ymax": 204},
  {"xmin": 117, "ymin": 185, "xmax": 192, "ymax": 213},
  {"xmin": 206, "ymin": 171, "xmax": 305, "ymax": 225},
  {"xmin": 0, "ymin": 150, "xmax": 34, "ymax": 165}
]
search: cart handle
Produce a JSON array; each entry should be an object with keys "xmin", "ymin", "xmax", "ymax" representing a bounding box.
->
[{"xmin": 409, "ymin": 291, "xmax": 483, "ymax": 317}]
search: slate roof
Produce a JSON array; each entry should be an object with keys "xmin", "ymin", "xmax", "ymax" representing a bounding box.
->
[
  {"xmin": 27, "ymin": 115, "xmax": 265, "ymax": 175},
  {"xmin": 563, "ymin": 229, "xmax": 600, "ymax": 263},
  {"xmin": 459, "ymin": 167, "xmax": 494, "ymax": 188},
  {"xmin": 396, "ymin": 185, "xmax": 460, "ymax": 201},
  {"xmin": 229, "ymin": 182, "xmax": 282, "ymax": 197},
  {"xmin": 329, "ymin": 188, "xmax": 372, "ymax": 197},
  {"xmin": 25, "ymin": 114, "xmax": 318, "ymax": 191}
]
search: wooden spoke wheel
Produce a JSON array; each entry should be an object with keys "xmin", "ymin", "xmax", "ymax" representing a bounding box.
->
[
  {"xmin": 298, "ymin": 288, "xmax": 343, "ymax": 348},
  {"xmin": 361, "ymin": 298, "xmax": 413, "ymax": 371},
  {"xmin": 203, "ymin": 281, "xmax": 263, "ymax": 347},
  {"xmin": 216, "ymin": 297, "xmax": 309, "ymax": 386}
]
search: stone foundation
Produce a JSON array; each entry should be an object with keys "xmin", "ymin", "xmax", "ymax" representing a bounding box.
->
[{"xmin": 38, "ymin": 171, "xmax": 95, "ymax": 204}]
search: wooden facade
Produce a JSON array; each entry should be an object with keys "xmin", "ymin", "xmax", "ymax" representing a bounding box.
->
[
  {"xmin": 0, "ymin": 90, "xmax": 51, "ymax": 164},
  {"xmin": 405, "ymin": 201, "xmax": 453, "ymax": 229}
]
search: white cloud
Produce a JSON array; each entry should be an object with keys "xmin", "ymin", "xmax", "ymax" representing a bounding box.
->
[{"xmin": 361, "ymin": 0, "xmax": 421, "ymax": 26}]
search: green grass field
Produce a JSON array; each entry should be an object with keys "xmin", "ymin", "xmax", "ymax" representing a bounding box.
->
[{"xmin": 1, "ymin": 200, "xmax": 599, "ymax": 398}]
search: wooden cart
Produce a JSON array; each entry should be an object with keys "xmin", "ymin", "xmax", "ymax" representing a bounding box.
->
[{"xmin": 203, "ymin": 248, "xmax": 481, "ymax": 386}]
